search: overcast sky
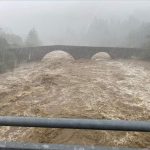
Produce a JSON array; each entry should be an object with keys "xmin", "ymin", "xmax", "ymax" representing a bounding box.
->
[{"xmin": 0, "ymin": 0, "xmax": 150, "ymax": 45}]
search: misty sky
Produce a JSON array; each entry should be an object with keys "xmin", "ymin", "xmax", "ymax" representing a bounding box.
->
[{"xmin": 0, "ymin": 0, "xmax": 150, "ymax": 45}]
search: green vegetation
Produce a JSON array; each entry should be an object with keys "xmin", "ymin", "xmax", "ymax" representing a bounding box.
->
[{"xmin": 0, "ymin": 28, "xmax": 41, "ymax": 73}]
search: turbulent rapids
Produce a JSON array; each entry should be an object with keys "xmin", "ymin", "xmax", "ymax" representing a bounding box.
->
[{"xmin": 0, "ymin": 52, "xmax": 150, "ymax": 148}]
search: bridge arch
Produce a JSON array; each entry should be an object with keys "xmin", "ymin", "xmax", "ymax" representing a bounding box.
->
[
  {"xmin": 41, "ymin": 50, "xmax": 75, "ymax": 63},
  {"xmin": 91, "ymin": 52, "xmax": 111, "ymax": 61}
]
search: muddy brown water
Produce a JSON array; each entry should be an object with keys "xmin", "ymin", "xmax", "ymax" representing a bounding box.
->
[{"xmin": 0, "ymin": 59, "xmax": 150, "ymax": 148}]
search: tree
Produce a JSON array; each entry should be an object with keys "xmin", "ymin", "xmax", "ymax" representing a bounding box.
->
[
  {"xmin": 0, "ymin": 37, "xmax": 9, "ymax": 50},
  {"xmin": 0, "ymin": 28, "xmax": 23, "ymax": 73},
  {"xmin": 25, "ymin": 28, "xmax": 41, "ymax": 47},
  {"xmin": 0, "ymin": 37, "xmax": 16, "ymax": 73},
  {"xmin": 0, "ymin": 28, "xmax": 23, "ymax": 48}
]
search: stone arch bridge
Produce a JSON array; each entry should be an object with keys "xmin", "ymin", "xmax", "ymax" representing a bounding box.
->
[{"xmin": 9, "ymin": 45, "xmax": 150, "ymax": 63}]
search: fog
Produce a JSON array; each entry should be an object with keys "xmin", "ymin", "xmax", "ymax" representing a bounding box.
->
[{"xmin": 1, "ymin": 0, "xmax": 150, "ymax": 47}]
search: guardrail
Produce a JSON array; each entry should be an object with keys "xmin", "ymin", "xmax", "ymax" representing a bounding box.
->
[
  {"xmin": 0, "ymin": 116, "xmax": 150, "ymax": 132},
  {"xmin": 0, "ymin": 142, "xmax": 148, "ymax": 150},
  {"xmin": 0, "ymin": 116, "xmax": 149, "ymax": 150}
]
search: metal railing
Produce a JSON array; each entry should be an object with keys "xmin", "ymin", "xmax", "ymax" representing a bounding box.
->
[
  {"xmin": 0, "ymin": 116, "xmax": 150, "ymax": 132},
  {"xmin": 0, "ymin": 116, "xmax": 150, "ymax": 150}
]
